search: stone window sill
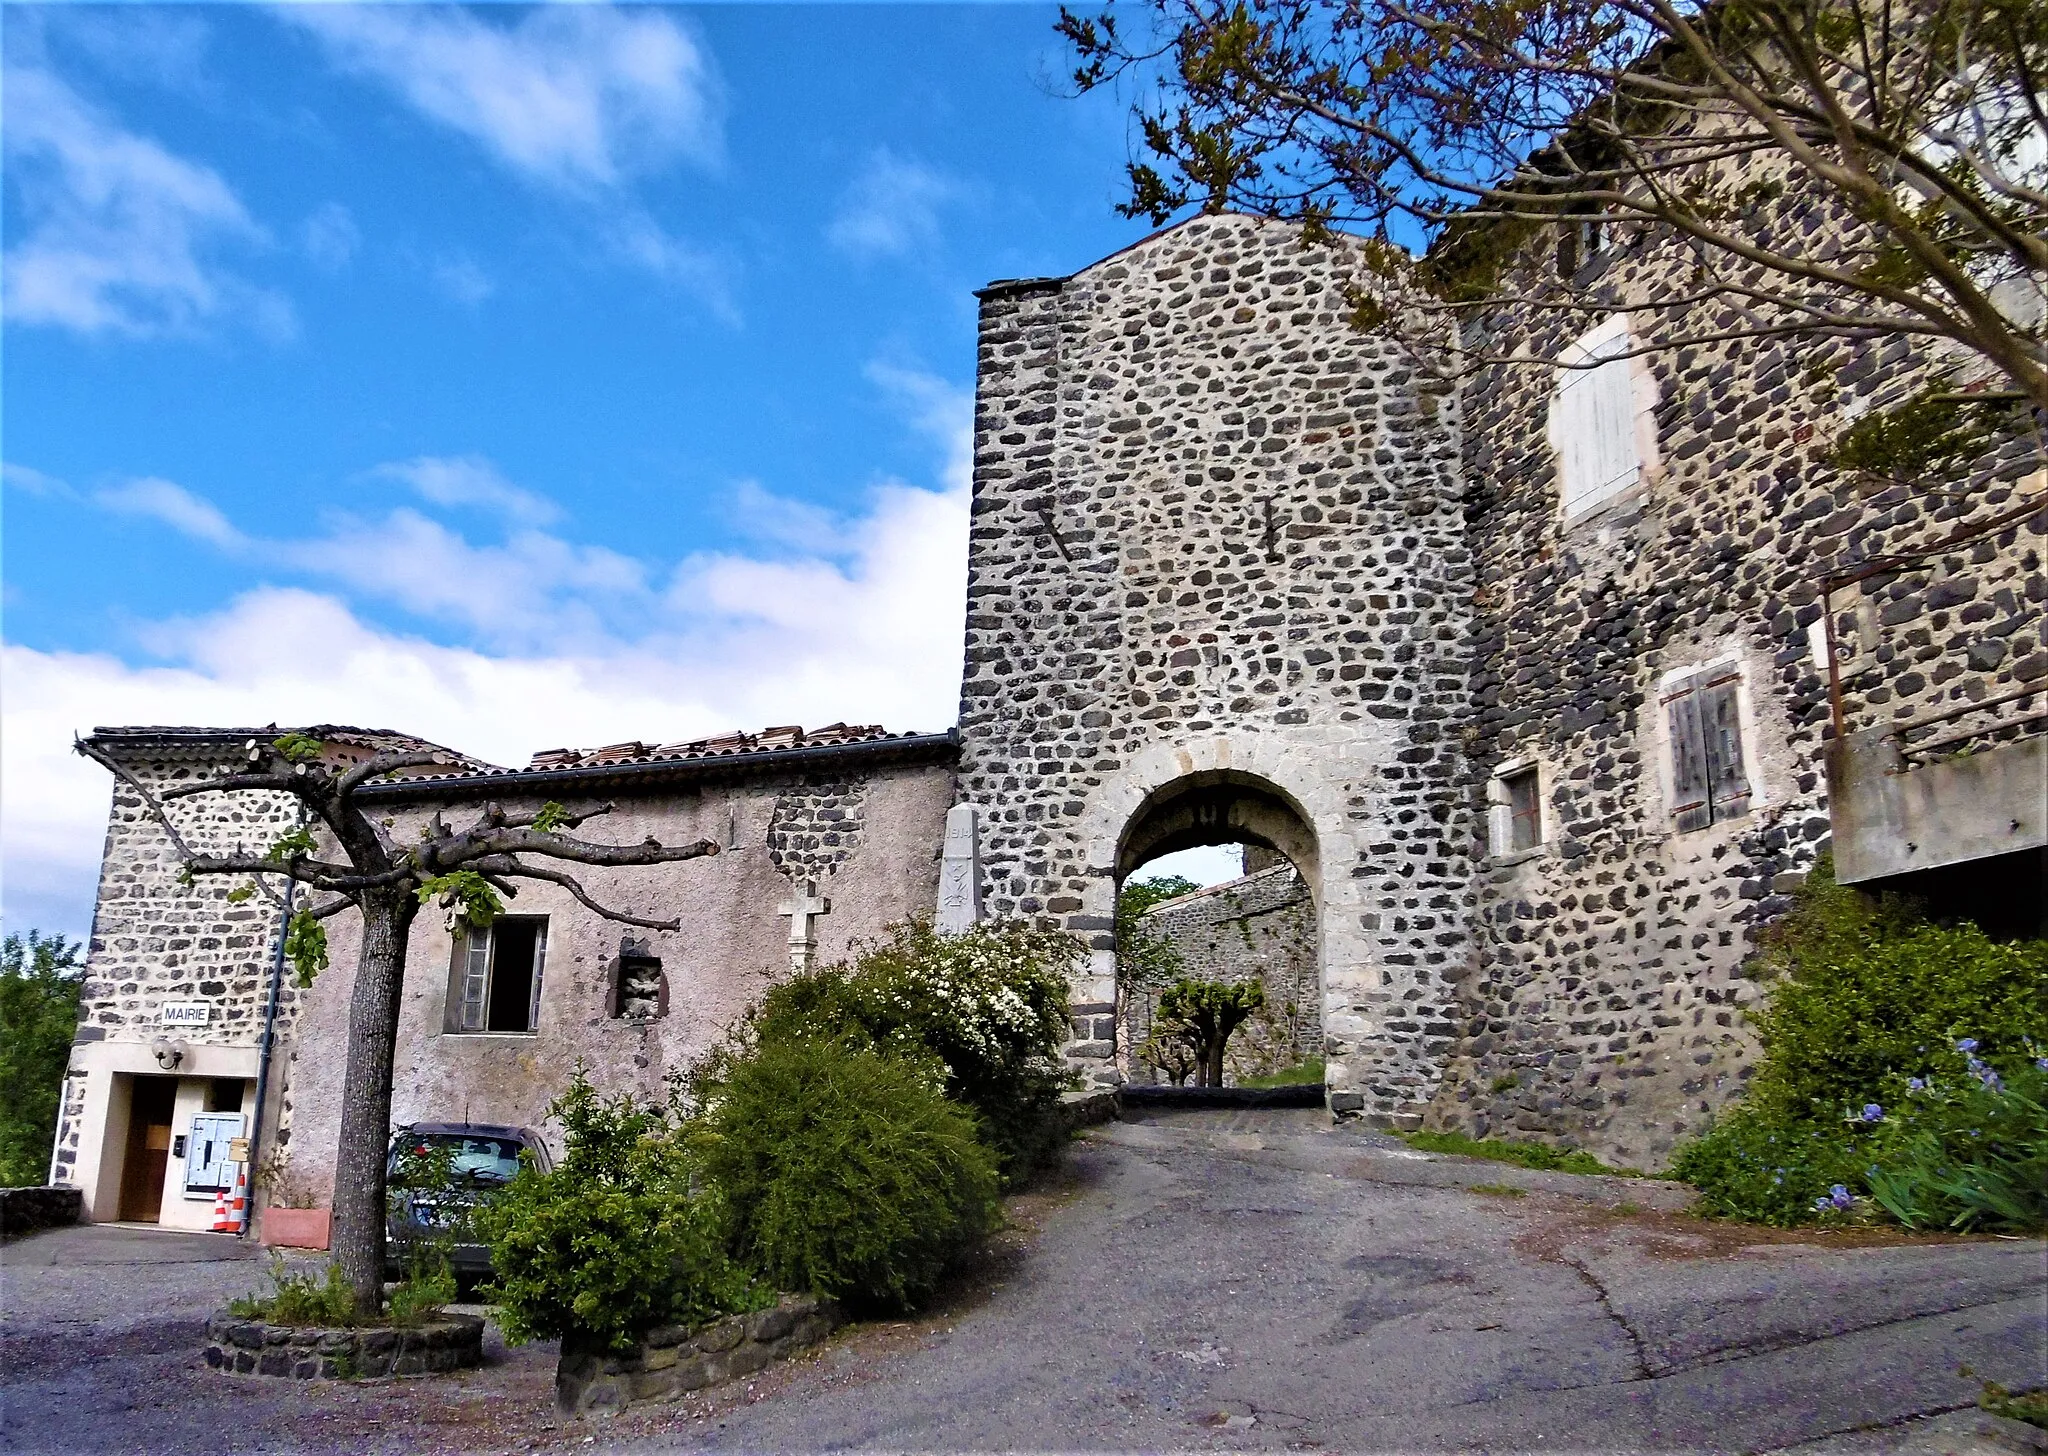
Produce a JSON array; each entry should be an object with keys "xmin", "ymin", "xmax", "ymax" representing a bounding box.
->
[
  {"xmin": 440, "ymin": 1031, "xmax": 539, "ymax": 1039},
  {"xmin": 1487, "ymin": 846, "xmax": 1548, "ymax": 868}
]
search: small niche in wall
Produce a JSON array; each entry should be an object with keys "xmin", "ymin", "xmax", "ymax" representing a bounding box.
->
[{"xmin": 606, "ymin": 938, "xmax": 668, "ymax": 1021}]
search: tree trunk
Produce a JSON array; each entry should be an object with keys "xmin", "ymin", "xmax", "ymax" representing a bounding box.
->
[
  {"xmin": 330, "ymin": 890, "xmax": 417, "ymax": 1319},
  {"xmin": 1204, "ymin": 1034, "xmax": 1226, "ymax": 1089}
]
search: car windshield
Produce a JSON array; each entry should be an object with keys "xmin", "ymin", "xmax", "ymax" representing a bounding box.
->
[{"xmin": 390, "ymin": 1133, "xmax": 525, "ymax": 1185}]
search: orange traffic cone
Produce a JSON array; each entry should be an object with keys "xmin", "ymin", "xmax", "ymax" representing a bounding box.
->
[
  {"xmin": 228, "ymin": 1163, "xmax": 249, "ymax": 1233},
  {"xmin": 211, "ymin": 1181, "xmax": 234, "ymax": 1232}
]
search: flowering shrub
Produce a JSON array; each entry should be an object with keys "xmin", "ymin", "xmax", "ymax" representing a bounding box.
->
[
  {"xmin": 739, "ymin": 917, "xmax": 1082, "ymax": 1183},
  {"xmin": 1860, "ymin": 1045, "xmax": 2048, "ymax": 1232},
  {"xmin": 1672, "ymin": 859, "xmax": 2048, "ymax": 1227}
]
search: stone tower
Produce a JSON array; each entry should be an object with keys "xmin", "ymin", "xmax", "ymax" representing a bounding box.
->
[{"xmin": 954, "ymin": 213, "xmax": 1475, "ymax": 1120}]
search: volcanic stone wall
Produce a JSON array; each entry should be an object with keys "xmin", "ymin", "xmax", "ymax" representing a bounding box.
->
[
  {"xmin": 955, "ymin": 213, "xmax": 1474, "ymax": 1118},
  {"xmin": 1442, "ymin": 224, "xmax": 2046, "ymax": 1168}
]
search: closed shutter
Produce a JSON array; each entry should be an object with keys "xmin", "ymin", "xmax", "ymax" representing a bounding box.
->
[
  {"xmin": 1665, "ymin": 674, "xmax": 1713, "ymax": 833},
  {"xmin": 1699, "ymin": 668, "xmax": 1752, "ymax": 822},
  {"xmin": 1552, "ymin": 321, "xmax": 1639, "ymax": 519}
]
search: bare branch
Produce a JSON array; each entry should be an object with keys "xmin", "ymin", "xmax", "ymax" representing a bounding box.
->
[{"xmin": 487, "ymin": 861, "xmax": 684, "ymax": 933}]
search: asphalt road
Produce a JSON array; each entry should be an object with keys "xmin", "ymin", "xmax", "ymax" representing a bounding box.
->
[{"xmin": 3, "ymin": 1109, "xmax": 2042, "ymax": 1455}]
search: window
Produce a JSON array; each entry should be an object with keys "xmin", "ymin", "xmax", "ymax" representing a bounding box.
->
[
  {"xmin": 1487, "ymin": 762, "xmax": 1544, "ymax": 859},
  {"xmin": 1664, "ymin": 664, "xmax": 1752, "ymax": 832},
  {"xmin": 444, "ymin": 917, "xmax": 546, "ymax": 1034},
  {"xmin": 1547, "ymin": 315, "xmax": 1645, "ymax": 522},
  {"xmin": 1503, "ymin": 767, "xmax": 1543, "ymax": 853}
]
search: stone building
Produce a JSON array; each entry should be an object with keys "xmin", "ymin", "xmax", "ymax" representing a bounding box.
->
[
  {"xmin": 56, "ymin": 723, "xmax": 955, "ymax": 1223},
  {"xmin": 53, "ymin": 205, "xmax": 2043, "ymax": 1220}
]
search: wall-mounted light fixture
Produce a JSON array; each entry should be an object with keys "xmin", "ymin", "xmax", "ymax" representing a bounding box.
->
[{"xmin": 150, "ymin": 1038, "xmax": 187, "ymax": 1071}]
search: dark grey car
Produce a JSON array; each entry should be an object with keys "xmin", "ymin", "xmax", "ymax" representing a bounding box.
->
[{"xmin": 383, "ymin": 1122, "xmax": 551, "ymax": 1286}]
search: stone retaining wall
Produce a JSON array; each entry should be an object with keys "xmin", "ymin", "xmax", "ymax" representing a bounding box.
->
[
  {"xmin": 204, "ymin": 1311, "xmax": 483, "ymax": 1379},
  {"xmin": 556, "ymin": 1295, "xmax": 841, "ymax": 1415},
  {"xmin": 0, "ymin": 1186, "xmax": 82, "ymax": 1241}
]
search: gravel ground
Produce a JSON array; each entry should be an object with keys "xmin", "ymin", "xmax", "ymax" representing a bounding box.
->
[{"xmin": 3, "ymin": 1110, "xmax": 2042, "ymax": 1455}]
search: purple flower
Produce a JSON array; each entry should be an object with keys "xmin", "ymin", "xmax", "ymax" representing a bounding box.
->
[
  {"xmin": 1956, "ymin": 1038, "xmax": 1979, "ymax": 1052},
  {"xmin": 1908, "ymin": 1078, "xmax": 1926, "ymax": 1091},
  {"xmin": 1860, "ymin": 1103, "xmax": 1884, "ymax": 1123},
  {"xmin": 2035, "ymin": 1058, "xmax": 2047, "ymax": 1072},
  {"xmin": 1830, "ymin": 1185, "xmax": 1855, "ymax": 1210}
]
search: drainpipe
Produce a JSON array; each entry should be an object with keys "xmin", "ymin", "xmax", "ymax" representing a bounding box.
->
[{"xmin": 240, "ymin": 876, "xmax": 295, "ymax": 1240}]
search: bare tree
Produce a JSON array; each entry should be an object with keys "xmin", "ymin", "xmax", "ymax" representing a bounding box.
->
[
  {"xmin": 1059, "ymin": 0, "xmax": 2048, "ymax": 413},
  {"xmin": 77, "ymin": 731, "xmax": 718, "ymax": 1318}
]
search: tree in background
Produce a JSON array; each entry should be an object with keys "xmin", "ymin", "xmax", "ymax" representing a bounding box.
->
[
  {"xmin": 0, "ymin": 931, "xmax": 85, "ymax": 1188},
  {"xmin": 1060, "ymin": 0, "xmax": 2048, "ymax": 440},
  {"xmin": 1156, "ymin": 977, "xmax": 1267, "ymax": 1088},
  {"xmin": 78, "ymin": 733, "xmax": 719, "ymax": 1318},
  {"xmin": 1116, "ymin": 873, "xmax": 1201, "ymax": 992}
]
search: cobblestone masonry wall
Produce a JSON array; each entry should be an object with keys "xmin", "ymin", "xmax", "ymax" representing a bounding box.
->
[
  {"xmin": 1443, "ymin": 209, "xmax": 2046, "ymax": 1167},
  {"xmin": 1122, "ymin": 865, "xmax": 1321, "ymax": 1083},
  {"xmin": 956, "ymin": 213, "xmax": 1474, "ymax": 1117},
  {"xmin": 766, "ymin": 777, "xmax": 869, "ymax": 885},
  {"xmin": 51, "ymin": 747, "xmax": 301, "ymax": 1183}
]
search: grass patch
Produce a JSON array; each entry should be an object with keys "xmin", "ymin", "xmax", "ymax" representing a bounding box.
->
[
  {"xmin": 1400, "ymin": 1129, "xmax": 1643, "ymax": 1177},
  {"xmin": 1981, "ymin": 1381, "xmax": 2048, "ymax": 1430},
  {"xmin": 1469, "ymin": 1184, "xmax": 1527, "ymax": 1198},
  {"xmin": 1236, "ymin": 1059, "xmax": 1324, "ymax": 1089}
]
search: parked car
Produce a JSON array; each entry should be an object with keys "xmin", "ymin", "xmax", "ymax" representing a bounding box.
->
[{"xmin": 383, "ymin": 1122, "xmax": 551, "ymax": 1288}]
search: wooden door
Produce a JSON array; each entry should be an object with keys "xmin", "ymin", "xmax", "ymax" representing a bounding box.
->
[{"xmin": 118, "ymin": 1077, "xmax": 179, "ymax": 1222}]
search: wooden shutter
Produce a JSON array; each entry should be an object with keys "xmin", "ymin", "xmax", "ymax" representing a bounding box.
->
[
  {"xmin": 527, "ymin": 922, "xmax": 547, "ymax": 1033},
  {"xmin": 1553, "ymin": 322, "xmax": 1639, "ymax": 518},
  {"xmin": 1698, "ymin": 669, "xmax": 1752, "ymax": 823},
  {"xmin": 1665, "ymin": 674, "xmax": 1713, "ymax": 833}
]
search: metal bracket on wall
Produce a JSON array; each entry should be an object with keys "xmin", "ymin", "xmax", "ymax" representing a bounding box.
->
[{"xmin": 1033, "ymin": 499, "xmax": 1073, "ymax": 561}]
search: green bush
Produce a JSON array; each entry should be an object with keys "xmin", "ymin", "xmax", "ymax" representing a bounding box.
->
[
  {"xmin": 699, "ymin": 1037, "xmax": 1000, "ymax": 1311},
  {"xmin": 738, "ymin": 917, "xmax": 1081, "ymax": 1183},
  {"xmin": 474, "ymin": 1073, "xmax": 764, "ymax": 1351},
  {"xmin": 387, "ymin": 1262, "xmax": 458, "ymax": 1326},
  {"xmin": 1672, "ymin": 859, "xmax": 2048, "ymax": 1228},
  {"xmin": 1669, "ymin": 1105, "xmax": 1869, "ymax": 1225},
  {"xmin": 1742, "ymin": 869, "xmax": 2048, "ymax": 1122}
]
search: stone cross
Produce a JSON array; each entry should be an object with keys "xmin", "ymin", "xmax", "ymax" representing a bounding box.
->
[
  {"xmin": 777, "ymin": 881, "xmax": 830, "ymax": 975},
  {"xmin": 935, "ymin": 803, "xmax": 983, "ymax": 934}
]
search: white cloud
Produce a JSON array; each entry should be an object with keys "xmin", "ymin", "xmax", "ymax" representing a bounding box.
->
[
  {"xmin": 282, "ymin": 5, "xmax": 721, "ymax": 191},
  {"xmin": 96, "ymin": 476, "xmax": 244, "ymax": 548},
  {"xmin": 827, "ymin": 149, "xmax": 956, "ymax": 259},
  {"xmin": 301, "ymin": 202, "xmax": 359, "ymax": 271},
  {"xmin": 2, "ymin": 65, "xmax": 287, "ymax": 338},
  {"xmin": 429, "ymin": 254, "xmax": 494, "ymax": 307},
  {"xmin": 3, "ymin": 463, "xmax": 75, "ymax": 499},
  {"xmin": 377, "ymin": 455, "xmax": 558, "ymax": 526},
  {"xmin": 3, "ymin": 369, "xmax": 974, "ymax": 939}
]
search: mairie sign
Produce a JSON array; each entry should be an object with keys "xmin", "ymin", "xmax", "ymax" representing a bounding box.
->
[{"xmin": 160, "ymin": 1001, "xmax": 212, "ymax": 1027}]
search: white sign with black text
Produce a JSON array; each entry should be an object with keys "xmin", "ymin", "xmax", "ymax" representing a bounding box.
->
[{"xmin": 160, "ymin": 1002, "xmax": 212, "ymax": 1027}]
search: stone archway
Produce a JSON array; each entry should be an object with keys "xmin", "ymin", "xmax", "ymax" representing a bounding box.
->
[{"xmin": 1115, "ymin": 771, "xmax": 1323, "ymax": 1086}]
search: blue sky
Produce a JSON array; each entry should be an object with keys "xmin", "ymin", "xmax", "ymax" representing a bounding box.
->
[{"xmin": 2, "ymin": 2, "xmax": 1243, "ymax": 940}]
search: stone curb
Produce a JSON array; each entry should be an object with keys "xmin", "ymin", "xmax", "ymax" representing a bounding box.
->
[
  {"xmin": 203, "ymin": 1311, "xmax": 484, "ymax": 1380},
  {"xmin": 556, "ymin": 1294, "xmax": 842, "ymax": 1416},
  {"xmin": 0, "ymin": 1187, "xmax": 82, "ymax": 1242}
]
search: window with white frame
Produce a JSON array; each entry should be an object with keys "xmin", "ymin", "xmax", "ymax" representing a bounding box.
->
[
  {"xmin": 1487, "ymin": 762, "xmax": 1544, "ymax": 857},
  {"xmin": 1547, "ymin": 315, "xmax": 1643, "ymax": 521},
  {"xmin": 1663, "ymin": 663, "xmax": 1753, "ymax": 832},
  {"xmin": 444, "ymin": 917, "xmax": 547, "ymax": 1034}
]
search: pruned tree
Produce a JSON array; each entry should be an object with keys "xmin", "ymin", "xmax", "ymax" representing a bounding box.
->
[
  {"xmin": 76, "ymin": 731, "xmax": 718, "ymax": 1318},
  {"xmin": 1155, "ymin": 977, "xmax": 1267, "ymax": 1087},
  {"xmin": 1059, "ymin": 0, "xmax": 2048, "ymax": 424}
]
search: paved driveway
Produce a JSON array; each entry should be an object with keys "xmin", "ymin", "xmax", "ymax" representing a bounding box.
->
[{"xmin": 3, "ymin": 1110, "xmax": 2042, "ymax": 1455}]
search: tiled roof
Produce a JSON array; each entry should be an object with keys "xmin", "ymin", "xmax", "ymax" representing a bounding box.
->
[
  {"xmin": 522, "ymin": 722, "xmax": 892, "ymax": 772},
  {"xmin": 363, "ymin": 722, "xmax": 954, "ymax": 795}
]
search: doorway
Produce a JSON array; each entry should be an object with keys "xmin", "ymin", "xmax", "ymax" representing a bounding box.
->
[{"xmin": 118, "ymin": 1076, "xmax": 179, "ymax": 1222}]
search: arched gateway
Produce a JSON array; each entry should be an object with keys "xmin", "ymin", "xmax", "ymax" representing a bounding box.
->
[{"xmin": 950, "ymin": 214, "xmax": 1474, "ymax": 1123}]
